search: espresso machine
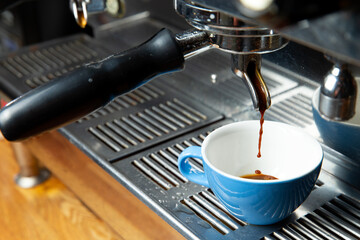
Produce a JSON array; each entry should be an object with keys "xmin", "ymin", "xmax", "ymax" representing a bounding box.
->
[{"xmin": 1, "ymin": 0, "xmax": 360, "ymax": 239}]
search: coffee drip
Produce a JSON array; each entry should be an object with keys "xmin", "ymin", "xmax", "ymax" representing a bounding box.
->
[{"xmin": 245, "ymin": 60, "xmax": 269, "ymax": 158}]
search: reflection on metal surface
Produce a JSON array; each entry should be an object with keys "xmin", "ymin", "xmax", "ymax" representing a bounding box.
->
[
  {"xmin": 175, "ymin": 0, "xmax": 288, "ymax": 54},
  {"xmin": 319, "ymin": 64, "xmax": 357, "ymax": 121},
  {"xmin": 265, "ymin": 86, "xmax": 316, "ymax": 130},
  {"xmin": 70, "ymin": 0, "xmax": 126, "ymax": 28},
  {"xmin": 70, "ymin": 0, "xmax": 88, "ymax": 28},
  {"xmin": 181, "ymin": 190, "xmax": 248, "ymax": 235},
  {"xmin": 265, "ymin": 194, "xmax": 360, "ymax": 240},
  {"xmin": 77, "ymin": 84, "xmax": 165, "ymax": 122},
  {"xmin": 0, "ymin": 35, "xmax": 108, "ymax": 99},
  {"xmin": 14, "ymin": 168, "xmax": 51, "ymax": 189},
  {"xmin": 188, "ymin": 0, "xmax": 360, "ymax": 67},
  {"xmin": 62, "ymin": 94, "xmax": 222, "ymax": 161},
  {"xmin": 175, "ymin": 29, "xmax": 212, "ymax": 59},
  {"xmin": 313, "ymin": 87, "xmax": 360, "ymax": 160}
]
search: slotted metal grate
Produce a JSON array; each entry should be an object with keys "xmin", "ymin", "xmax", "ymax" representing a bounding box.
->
[
  {"xmin": 265, "ymin": 86, "xmax": 315, "ymax": 129},
  {"xmin": 112, "ymin": 117, "xmax": 360, "ymax": 240},
  {"xmin": 265, "ymin": 194, "xmax": 360, "ymax": 240},
  {"xmin": 131, "ymin": 130, "xmax": 209, "ymax": 190},
  {"xmin": 320, "ymin": 144, "xmax": 360, "ymax": 190},
  {"xmin": 180, "ymin": 182, "xmax": 324, "ymax": 236},
  {"xmin": 180, "ymin": 189, "xmax": 247, "ymax": 235},
  {"xmin": 62, "ymin": 96, "xmax": 223, "ymax": 162},
  {"xmin": 77, "ymin": 83, "xmax": 166, "ymax": 122},
  {"xmin": 22, "ymin": 41, "xmax": 100, "ymax": 88},
  {"xmin": 322, "ymin": 144, "xmax": 360, "ymax": 172},
  {"xmin": 0, "ymin": 34, "xmax": 110, "ymax": 98},
  {"xmin": 108, "ymin": 82, "xmax": 360, "ymax": 240},
  {"xmin": 88, "ymin": 98, "xmax": 210, "ymax": 152}
]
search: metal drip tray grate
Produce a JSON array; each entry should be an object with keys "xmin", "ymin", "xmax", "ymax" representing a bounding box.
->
[
  {"xmin": 77, "ymin": 83, "xmax": 166, "ymax": 123},
  {"xmin": 181, "ymin": 182, "xmax": 326, "ymax": 237},
  {"xmin": 61, "ymin": 90, "xmax": 223, "ymax": 162},
  {"xmin": 130, "ymin": 129, "xmax": 209, "ymax": 190},
  {"xmin": 265, "ymin": 194, "xmax": 360, "ymax": 240},
  {"xmin": 180, "ymin": 189, "xmax": 247, "ymax": 235},
  {"xmin": 111, "ymin": 115, "xmax": 360, "ymax": 239},
  {"xmin": 0, "ymin": 34, "xmax": 110, "ymax": 98},
  {"xmin": 264, "ymin": 86, "xmax": 317, "ymax": 131}
]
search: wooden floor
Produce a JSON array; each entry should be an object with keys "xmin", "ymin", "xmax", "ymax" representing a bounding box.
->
[{"xmin": 0, "ymin": 134, "xmax": 123, "ymax": 240}]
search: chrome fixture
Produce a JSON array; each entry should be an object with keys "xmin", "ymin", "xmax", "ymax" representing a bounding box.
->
[
  {"xmin": 319, "ymin": 62, "xmax": 357, "ymax": 121},
  {"xmin": 70, "ymin": 0, "xmax": 125, "ymax": 28},
  {"xmin": 175, "ymin": 0, "xmax": 288, "ymax": 110}
]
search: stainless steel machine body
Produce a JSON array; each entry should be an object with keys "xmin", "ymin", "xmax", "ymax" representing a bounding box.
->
[
  {"xmin": 186, "ymin": 0, "xmax": 360, "ymax": 67},
  {"xmin": 0, "ymin": 0, "xmax": 360, "ymax": 239}
]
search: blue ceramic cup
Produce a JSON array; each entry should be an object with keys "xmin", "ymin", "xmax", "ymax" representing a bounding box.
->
[{"xmin": 178, "ymin": 121, "xmax": 323, "ymax": 225}]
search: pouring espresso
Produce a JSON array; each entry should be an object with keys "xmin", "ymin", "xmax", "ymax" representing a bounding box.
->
[{"xmin": 232, "ymin": 54, "xmax": 271, "ymax": 158}]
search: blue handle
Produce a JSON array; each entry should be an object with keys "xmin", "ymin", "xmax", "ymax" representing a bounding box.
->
[{"xmin": 178, "ymin": 146, "xmax": 210, "ymax": 188}]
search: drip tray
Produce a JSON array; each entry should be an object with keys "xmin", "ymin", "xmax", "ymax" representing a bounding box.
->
[
  {"xmin": 61, "ymin": 81, "xmax": 224, "ymax": 162},
  {"xmin": 108, "ymin": 118, "xmax": 360, "ymax": 240},
  {"xmin": 0, "ymin": 34, "xmax": 111, "ymax": 99}
]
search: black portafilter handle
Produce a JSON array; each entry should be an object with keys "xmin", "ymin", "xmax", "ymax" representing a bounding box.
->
[{"xmin": 0, "ymin": 29, "xmax": 209, "ymax": 141}]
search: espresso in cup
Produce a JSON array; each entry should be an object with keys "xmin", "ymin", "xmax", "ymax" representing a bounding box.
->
[
  {"xmin": 240, "ymin": 170, "xmax": 278, "ymax": 180},
  {"xmin": 178, "ymin": 121, "xmax": 323, "ymax": 225}
]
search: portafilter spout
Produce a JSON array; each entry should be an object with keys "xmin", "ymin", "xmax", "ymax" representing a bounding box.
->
[
  {"xmin": 175, "ymin": 0, "xmax": 288, "ymax": 111},
  {"xmin": 232, "ymin": 54, "xmax": 271, "ymax": 111}
]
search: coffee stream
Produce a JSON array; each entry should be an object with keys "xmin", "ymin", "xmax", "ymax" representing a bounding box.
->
[
  {"xmin": 238, "ymin": 61, "xmax": 270, "ymax": 179},
  {"xmin": 257, "ymin": 109, "xmax": 265, "ymax": 158},
  {"xmin": 246, "ymin": 60, "xmax": 268, "ymax": 158}
]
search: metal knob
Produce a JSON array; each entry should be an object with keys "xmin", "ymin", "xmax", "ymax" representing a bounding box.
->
[{"xmin": 319, "ymin": 63, "xmax": 357, "ymax": 120}]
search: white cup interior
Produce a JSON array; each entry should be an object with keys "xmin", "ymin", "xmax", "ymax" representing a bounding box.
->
[{"xmin": 203, "ymin": 121, "xmax": 323, "ymax": 181}]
